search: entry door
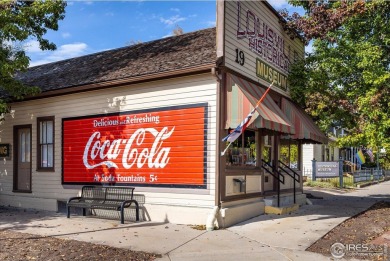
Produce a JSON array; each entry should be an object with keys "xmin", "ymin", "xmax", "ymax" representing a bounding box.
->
[{"xmin": 14, "ymin": 125, "xmax": 32, "ymax": 192}]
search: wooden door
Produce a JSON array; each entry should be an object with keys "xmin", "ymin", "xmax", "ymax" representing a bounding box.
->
[{"xmin": 14, "ymin": 125, "xmax": 32, "ymax": 192}]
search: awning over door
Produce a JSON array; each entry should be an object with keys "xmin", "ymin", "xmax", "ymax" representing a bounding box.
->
[
  {"xmin": 226, "ymin": 73, "xmax": 295, "ymax": 135},
  {"xmin": 281, "ymin": 98, "xmax": 328, "ymax": 144}
]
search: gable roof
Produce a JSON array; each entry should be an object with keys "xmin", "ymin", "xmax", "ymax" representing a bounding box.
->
[{"xmin": 17, "ymin": 27, "xmax": 216, "ymax": 93}]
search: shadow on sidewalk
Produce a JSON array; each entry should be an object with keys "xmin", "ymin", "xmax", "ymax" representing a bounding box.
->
[
  {"xmin": 234, "ymin": 182, "xmax": 390, "ymax": 226},
  {"xmin": 0, "ymin": 205, "xmax": 167, "ymax": 236}
]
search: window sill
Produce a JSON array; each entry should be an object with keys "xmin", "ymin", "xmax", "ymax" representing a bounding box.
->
[
  {"xmin": 225, "ymin": 167, "xmax": 263, "ymax": 174},
  {"xmin": 36, "ymin": 168, "xmax": 55, "ymax": 172},
  {"xmin": 225, "ymin": 165, "xmax": 261, "ymax": 170},
  {"xmin": 12, "ymin": 190, "xmax": 32, "ymax": 193}
]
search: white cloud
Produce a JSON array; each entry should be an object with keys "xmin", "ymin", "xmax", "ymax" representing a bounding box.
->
[
  {"xmin": 160, "ymin": 15, "xmax": 186, "ymax": 26},
  {"xmin": 170, "ymin": 8, "xmax": 180, "ymax": 12},
  {"xmin": 206, "ymin": 21, "xmax": 216, "ymax": 27},
  {"xmin": 29, "ymin": 42, "xmax": 88, "ymax": 67},
  {"xmin": 105, "ymin": 12, "xmax": 114, "ymax": 17},
  {"xmin": 24, "ymin": 40, "xmax": 41, "ymax": 53},
  {"xmin": 62, "ymin": 32, "xmax": 71, "ymax": 39},
  {"xmin": 57, "ymin": 43, "xmax": 88, "ymax": 55}
]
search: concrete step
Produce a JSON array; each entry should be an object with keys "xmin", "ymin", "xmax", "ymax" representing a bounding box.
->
[
  {"xmin": 264, "ymin": 192, "xmax": 306, "ymax": 207},
  {"xmin": 264, "ymin": 203, "xmax": 299, "ymax": 215}
]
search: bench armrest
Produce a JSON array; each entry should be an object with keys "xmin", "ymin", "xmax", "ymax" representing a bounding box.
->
[
  {"xmin": 67, "ymin": 196, "xmax": 82, "ymax": 204},
  {"xmin": 120, "ymin": 199, "xmax": 140, "ymax": 223},
  {"xmin": 121, "ymin": 199, "xmax": 138, "ymax": 208}
]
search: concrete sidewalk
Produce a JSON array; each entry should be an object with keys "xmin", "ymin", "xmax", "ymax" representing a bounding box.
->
[{"xmin": 1, "ymin": 181, "xmax": 390, "ymax": 261}]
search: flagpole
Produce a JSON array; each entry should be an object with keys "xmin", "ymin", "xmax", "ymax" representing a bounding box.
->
[
  {"xmin": 254, "ymin": 82, "xmax": 273, "ymax": 108},
  {"xmin": 221, "ymin": 142, "xmax": 233, "ymax": 157},
  {"xmin": 221, "ymin": 81, "xmax": 274, "ymax": 156}
]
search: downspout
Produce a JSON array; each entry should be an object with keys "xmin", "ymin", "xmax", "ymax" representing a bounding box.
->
[
  {"xmin": 206, "ymin": 67, "xmax": 222, "ymax": 231},
  {"xmin": 207, "ymin": 0, "xmax": 225, "ymax": 231},
  {"xmin": 206, "ymin": 205, "xmax": 220, "ymax": 231}
]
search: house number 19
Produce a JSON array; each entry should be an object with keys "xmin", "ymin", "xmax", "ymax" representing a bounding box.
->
[{"xmin": 235, "ymin": 48, "xmax": 245, "ymax": 66}]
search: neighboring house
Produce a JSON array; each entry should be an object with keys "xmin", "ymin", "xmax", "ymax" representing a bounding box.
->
[
  {"xmin": 0, "ymin": 1, "xmax": 327, "ymax": 227},
  {"xmin": 302, "ymin": 142, "xmax": 340, "ymax": 177},
  {"xmin": 302, "ymin": 127, "xmax": 361, "ymax": 177}
]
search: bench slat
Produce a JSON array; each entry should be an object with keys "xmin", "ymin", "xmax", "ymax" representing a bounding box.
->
[{"xmin": 66, "ymin": 185, "xmax": 139, "ymax": 224}]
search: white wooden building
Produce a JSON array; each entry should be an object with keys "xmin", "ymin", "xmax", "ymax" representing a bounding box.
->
[{"xmin": 0, "ymin": 1, "xmax": 327, "ymax": 227}]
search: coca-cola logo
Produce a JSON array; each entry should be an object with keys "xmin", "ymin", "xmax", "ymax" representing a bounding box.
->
[
  {"xmin": 83, "ymin": 127, "xmax": 175, "ymax": 169},
  {"xmin": 63, "ymin": 105, "xmax": 206, "ymax": 186}
]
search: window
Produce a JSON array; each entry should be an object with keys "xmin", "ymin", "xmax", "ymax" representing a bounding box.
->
[
  {"xmin": 263, "ymin": 135, "xmax": 272, "ymax": 164},
  {"xmin": 225, "ymin": 130, "xmax": 256, "ymax": 167},
  {"xmin": 326, "ymin": 147, "xmax": 330, "ymax": 161},
  {"xmin": 331, "ymin": 147, "xmax": 335, "ymax": 161},
  {"xmin": 280, "ymin": 140, "xmax": 299, "ymax": 169},
  {"xmin": 280, "ymin": 143, "xmax": 289, "ymax": 166},
  {"xmin": 37, "ymin": 117, "xmax": 54, "ymax": 171},
  {"xmin": 289, "ymin": 142, "xmax": 299, "ymax": 169}
]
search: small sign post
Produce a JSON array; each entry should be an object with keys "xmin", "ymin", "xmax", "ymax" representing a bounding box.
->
[
  {"xmin": 312, "ymin": 159, "xmax": 317, "ymax": 181},
  {"xmin": 339, "ymin": 158, "xmax": 344, "ymax": 188},
  {"xmin": 315, "ymin": 162, "xmax": 340, "ymax": 178}
]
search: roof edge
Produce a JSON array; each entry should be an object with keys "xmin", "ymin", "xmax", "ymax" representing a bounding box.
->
[
  {"xmin": 17, "ymin": 63, "xmax": 215, "ymax": 101},
  {"xmin": 27, "ymin": 27, "xmax": 216, "ymax": 70}
]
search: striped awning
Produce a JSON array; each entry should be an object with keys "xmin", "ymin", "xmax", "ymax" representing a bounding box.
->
[
  {"xmin": 281, "ymin": 98, "xmax": 328, "ymax": 144},
  {"xmin": 226, "ymin": 74, "xmax": 295, "ymax": 135}
]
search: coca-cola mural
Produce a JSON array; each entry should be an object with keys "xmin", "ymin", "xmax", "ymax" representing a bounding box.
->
[{"xmin": 62, "ymin": 104, "xmax": 207, "ymax": 188}]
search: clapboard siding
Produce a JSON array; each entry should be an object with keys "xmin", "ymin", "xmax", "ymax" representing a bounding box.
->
[
  {"xmin": 224, "ymin": 1, "xmax": 304, "ymax": 97},
  {"xmin": 224, "ymin": 2, "xmax": 304, "ymax": 64},
  {"xmin": 0, "ymin": 74, "xmax": 218, "ymax": 214},
  {"xmin": 26, "ymin": 87, "xmax": 217, "ymax": 112},
  {"xmin": 12, "ymin": 81, "xmax": 217, "ymax": 116}
]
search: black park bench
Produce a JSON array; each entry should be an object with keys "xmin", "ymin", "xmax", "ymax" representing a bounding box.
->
[{"xmin": 67, "ymin": 185, "xmax": 140, "ymax": 224}]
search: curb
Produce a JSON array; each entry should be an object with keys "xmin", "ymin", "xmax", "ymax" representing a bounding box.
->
[{"xmin": 356, "ymin": 177, "xmax": 390, "ymax": 188}]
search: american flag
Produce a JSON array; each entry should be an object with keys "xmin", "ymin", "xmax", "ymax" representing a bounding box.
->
[
  {"xmin": 222, "ymin": 111, "xmax": 253, "ymax": 143},
  {"xmin": 364, "ymin": 149, "xmax": 375, "ymax": 162},
  {"xmin": 221, "ymin": 81, "xmax": 273, "ymax": 156}
]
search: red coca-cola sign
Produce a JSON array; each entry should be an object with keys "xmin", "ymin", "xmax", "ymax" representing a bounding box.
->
[{"xmin": 62, "ymin": 105, "xmax": 207, "ymax": 187}]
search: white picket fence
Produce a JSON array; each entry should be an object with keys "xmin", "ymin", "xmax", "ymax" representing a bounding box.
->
[
  {"xmin": 303, "ymin": 167, "xmax": 388, "ymax": 184},
  {"xmin": 353, "ymin": 170, "xmax": 382, "ymax": 183}
]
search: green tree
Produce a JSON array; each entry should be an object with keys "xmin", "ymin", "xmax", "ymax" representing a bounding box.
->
[
  {"xmin": 0, "ymin": 0, "xmax": 66, "ymax": 113},
  {"xmin": 281, "ymin": 0, "xmax": 390, "ymax": 163}
]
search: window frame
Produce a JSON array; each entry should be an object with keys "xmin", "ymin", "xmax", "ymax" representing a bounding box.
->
[
  {"xmin": 37, "ymin": 116, "xmax": 55, "ymax": 171},
  {"xmin": 280, "ymin": 139, "xmax": 300, "ymax": 170},
  {"xmin": 225, "ymin": 128, "xmax": 258, "ymax": 168}
]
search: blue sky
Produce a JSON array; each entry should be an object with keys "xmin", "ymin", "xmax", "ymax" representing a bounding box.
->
[{"xmin": 25, "ymin": 1, "xmax": 304, "ymax": 67}]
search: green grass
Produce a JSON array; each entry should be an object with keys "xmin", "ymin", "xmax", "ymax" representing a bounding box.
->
[
  {"xmin": 304, "ymin": 180, "xmax": 336, "ymax": 189},
  {"xmin": 304, "ymin": 177, "xmax": 355, "ymax": 188},
  {"xmin": 304, "ymin": 175, "xmax": 388, "ymax": 189}
]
